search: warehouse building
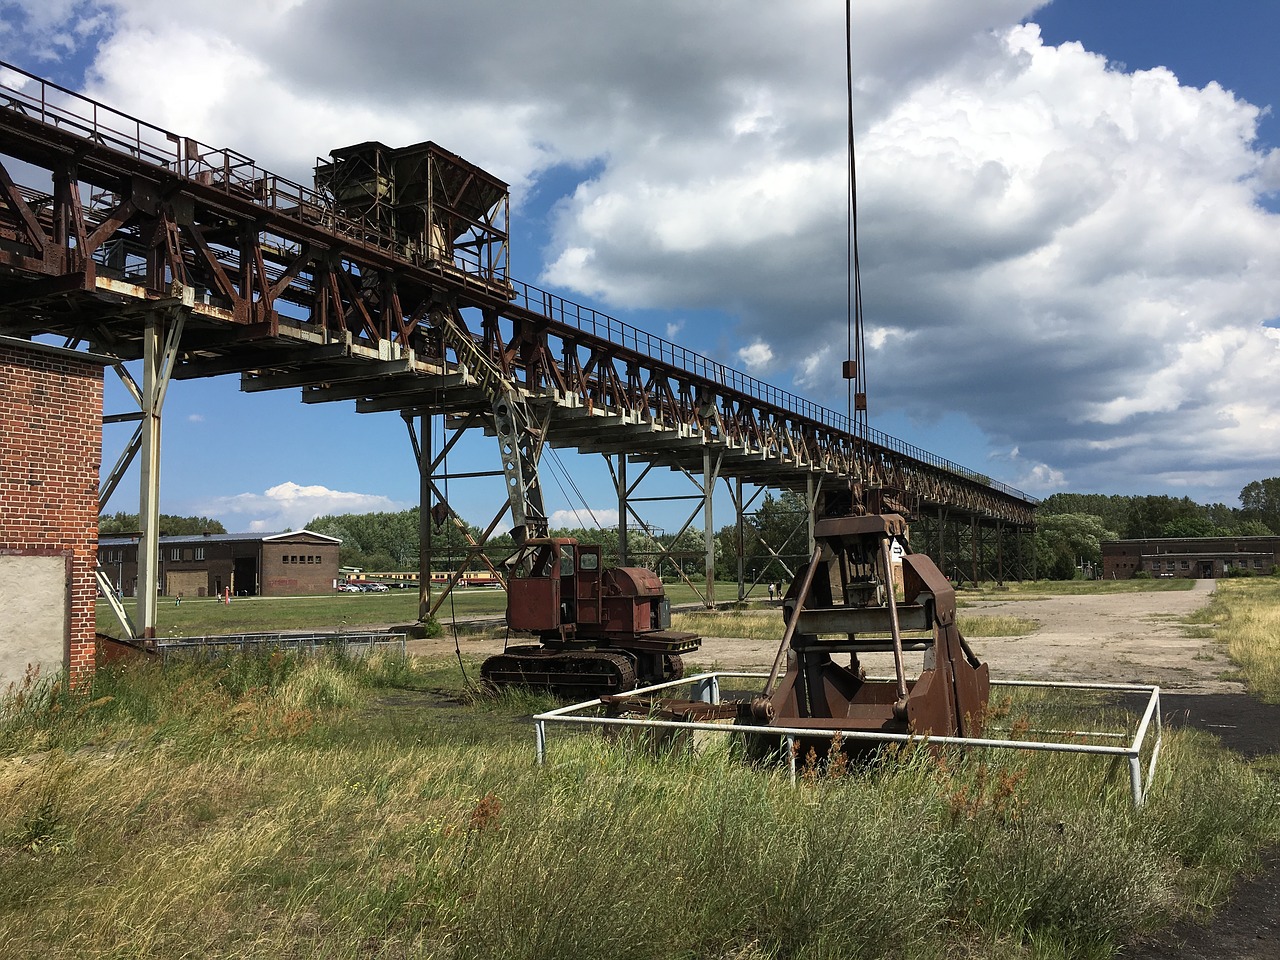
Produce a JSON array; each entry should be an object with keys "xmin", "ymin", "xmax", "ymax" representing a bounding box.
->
[
  {"xmin": 99, "ymin": 530, "xmax": 342, "ymax": 598},
  {"xmin": 1101, "ymin": 536, "xmax": 1280, "ymax": 580}
]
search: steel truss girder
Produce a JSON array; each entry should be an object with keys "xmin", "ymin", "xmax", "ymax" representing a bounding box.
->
[
  {"xmin": 609, "ymin": 450, "xmax": 720, "ymax": 608},
  {"xmin": 0, "ymin": 63, "xmax": 1035, "ymax": 530},
  {"xmin": 912, "ymin": 511, "xmax": 1034, "ymax": 585}
]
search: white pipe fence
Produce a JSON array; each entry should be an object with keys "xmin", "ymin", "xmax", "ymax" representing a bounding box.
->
[{"xmin": 533, "ymin": 671, "xmax": 1163, "ymax": 808}]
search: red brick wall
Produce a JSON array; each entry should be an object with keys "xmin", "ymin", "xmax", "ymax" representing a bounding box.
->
[
  {"xmin": 261, "ymin": 542, "xmax": 342, "ymax": 595},
  {"xmin": 0, "ymin": 342, "xmax": 104, "ymax": 682}
]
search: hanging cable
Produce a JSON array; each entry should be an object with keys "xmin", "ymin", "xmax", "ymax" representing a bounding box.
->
[
  {"xmin": 553, "ymin": 448, "xmax": 603, "ymax": 528},
  {"xmin": 845, "ymin": 0, "xmax": 868, "ymax": 440},
  {"xmin": 545, "ymin": 446, "xmax": 606, "ymax": 530}
]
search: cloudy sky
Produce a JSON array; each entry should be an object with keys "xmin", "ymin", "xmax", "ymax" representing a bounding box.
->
[{"xmin": 3, "ymin": 0, "xmax": 1278, "ymax": 531}]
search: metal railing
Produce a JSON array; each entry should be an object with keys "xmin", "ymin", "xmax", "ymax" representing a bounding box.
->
[
  {"xmin": 155, "ymin": 632, "xmax": 407, "ymax": 661},
  {"xmin": 534, "ymin": 671, "xmax": 1163, "ymax": 808},
  {"xmin": 509, "ymin": 273, "xmax": 1033, "ymax": 500}
]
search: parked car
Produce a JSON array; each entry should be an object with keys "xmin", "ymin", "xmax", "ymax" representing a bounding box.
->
[
  {"xmin": 364, "ymin": 582, "xmax": 389, "ymax": 592},
  {"xmin": 338, "ymin": 583, "xmax": 362, "ymax": 592}
]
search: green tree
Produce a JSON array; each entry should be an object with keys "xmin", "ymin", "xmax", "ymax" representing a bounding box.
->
[
  {"xmin": 1240, "ymin": 477, "xmax": 1280, "ymax": 534},
  {"xmin": 1122, "ymin": 495, "xmax": 1204, "ymax": 539},
  {"xmin": 1035, "ymin": 513, "xmax": 1117, "ymax": 580},
  {"xmin": 1038, "ymin": 493, "xmax": 1132, "ymax": 534},
  {"xmin": 1234, "ymin": 519, "xmax": 1276, "ymax": 537},
  {"xmin": 300, "ymin": 505, "xmax": 521, "ymax": 572},
  {"xmin": 745, "ymin": 491, "xmax": 810, "ymax": 583},
  {"xmin": 98, "ymin": 512, "xmax": 226, "ymax": 535},
  {"xmin": 1204, "ymin": 502, "xmax": 1243, "ymax": 533},
  {"xmin": 1159, "ymin": 515, "xmax": 1216, "ymax": 539},
  {"xmin": 549, "ymin": 526, "xmax": 620, "ymax": 562},
  {"xmin": 714, "ymin": 523, "xmax": 741, "ymax": 582},
  {"xmin": 655, "ymin": 528, "xmax": 709, "ymax": 579}
]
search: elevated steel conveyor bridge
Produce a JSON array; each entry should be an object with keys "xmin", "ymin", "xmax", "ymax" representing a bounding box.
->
[{"xmin": 0, "ymin": 61, "xmax": 1037, "ymax": 637}]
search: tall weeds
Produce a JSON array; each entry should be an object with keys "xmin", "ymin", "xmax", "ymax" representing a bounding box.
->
[
  {"xmin": 0, "ymin": 650, "xmax": 1276, "ymax": 959},
  {"xmin": 1191, "ymin": 577, "xmax": 1280, "ymax": 702}
]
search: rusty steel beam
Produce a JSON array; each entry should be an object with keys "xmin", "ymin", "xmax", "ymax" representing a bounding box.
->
[{"xmin": 0, "ymin": 59, "xmax": 1036, "ymax": 530}]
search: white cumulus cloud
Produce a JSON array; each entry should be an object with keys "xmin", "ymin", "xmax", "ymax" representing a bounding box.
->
[
  {"xmin": 203, "ymin": 482, "xmax": 406, "ymax": 533},
  {"xmin": 737, "ymin": 341, "xmax": 774, "ymax": 371},
  {"xmin": 9, "ymin": 0, "xmax": 1279, "ymax": 503},
  {"xmin": 548, "ymin": 507, "xmax": 619, "ymax": 530}
]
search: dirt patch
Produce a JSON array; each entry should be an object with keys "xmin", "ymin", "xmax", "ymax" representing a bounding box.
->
[
  {"xmin": 414, "ymin": 580, "xmax": 1241, "ymax": 696},
  {"xmin": 1128, "ymin": 843, "xmax": 1280, "ymax": 960},
  {"xmin": 958, "ymin": 580, "xmax": 1241, "ymax": 693},
  {"xmin": 1159, "ymin": 692, "xmax": 1280, "ymax": 759}
]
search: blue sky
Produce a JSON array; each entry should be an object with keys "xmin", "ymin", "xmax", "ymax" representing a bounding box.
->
[{"xmin": 2, "ymin": 1, "xmax": 1279, "ymax": 534}]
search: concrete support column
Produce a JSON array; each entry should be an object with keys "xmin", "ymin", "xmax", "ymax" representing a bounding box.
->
[
  {"xmin": 136, "ymin": 313, "xmax": 161, "ymax": 639},
  {"xmin": 135, "ymin": 306, "xmax": 184, "ymax": 636}
]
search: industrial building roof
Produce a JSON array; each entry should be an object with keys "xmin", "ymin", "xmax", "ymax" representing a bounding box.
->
[{"xmin": 99, "ymin": 529, "xmax": 341, "ymax": 546}]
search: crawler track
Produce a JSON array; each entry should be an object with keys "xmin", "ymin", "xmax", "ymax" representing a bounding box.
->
[{"xmin": 480, "ymin": 647, "xmax": 639, "ymax": 700}]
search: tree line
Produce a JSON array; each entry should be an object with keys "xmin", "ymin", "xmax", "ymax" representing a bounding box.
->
[
  {"xmin": 1035, "ymin": 480, "xmax": 1278, "ymax": 579},
  {"xmin": 99, "ymin": 477, "xmax": 1279, "ymax": 583},
  {"xmin": 98, "ymin": 512, "xmax": 227, "ymax": 536},
  {"xmin": 302, "ymin": 507, "xmax": 710, "ymax": 576}
]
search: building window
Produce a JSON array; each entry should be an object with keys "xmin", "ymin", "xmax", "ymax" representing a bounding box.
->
[
  {"xmin": 171, "ymin": 548, "xmax": 180, "ymax": 561},
  {"xmin": 195, "ymin": 547, "xmax": 204, "ymax": 561},
  {"xmin": 282, "ymin": 554, "xmax": 290, "ymax": 563}
]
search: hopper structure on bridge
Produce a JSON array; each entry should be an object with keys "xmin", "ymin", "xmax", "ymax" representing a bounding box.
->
[{"xmin": 0, "ymin": 60, "xmax": 1037, "ymax": 642}]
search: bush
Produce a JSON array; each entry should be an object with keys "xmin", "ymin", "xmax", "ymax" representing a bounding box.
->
[{"xmin": 1131, "ymin": 570, "xmax": 1152, "ymax": 580}]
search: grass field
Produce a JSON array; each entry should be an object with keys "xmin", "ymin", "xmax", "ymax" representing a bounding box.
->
[
  {"xmin": 2, "ymin": 635, "xmax": 1278, "ymax": 959},
  {"xmin": 17, "ymin": 576, "xmax": 1280, "ymax": 957},
  {"xmin": 1182, "ymin": 577, "xmax": 1280, "ymax": 702},
  {"xmin": 97, "ymin": 577, "xmax": 1146, "ymax": 640},
  {"xmin": 96, "ymin": 581, "xmax": 740, "ymax": 638},
  {"xmin": 97, "ymin": 588, "xmax": 498, "ymax": 638},
  {"xmin": 965, "ymin": 578, "xmax": 1195, "ymax": 600}
]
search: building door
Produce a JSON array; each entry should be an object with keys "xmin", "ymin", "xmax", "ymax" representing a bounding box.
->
[
  {"xmin": 233, "ymin": 556, "xmax": 258, "ymax": 596},
  {"xmin": 1198, "ymin": 561, "xmax": 1213, "ymax": 579}
]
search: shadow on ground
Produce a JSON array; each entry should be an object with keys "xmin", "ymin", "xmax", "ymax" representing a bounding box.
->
[{"xmin": 1127, "ymin": 693, "xmax": 1279, "ymax": 960}]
